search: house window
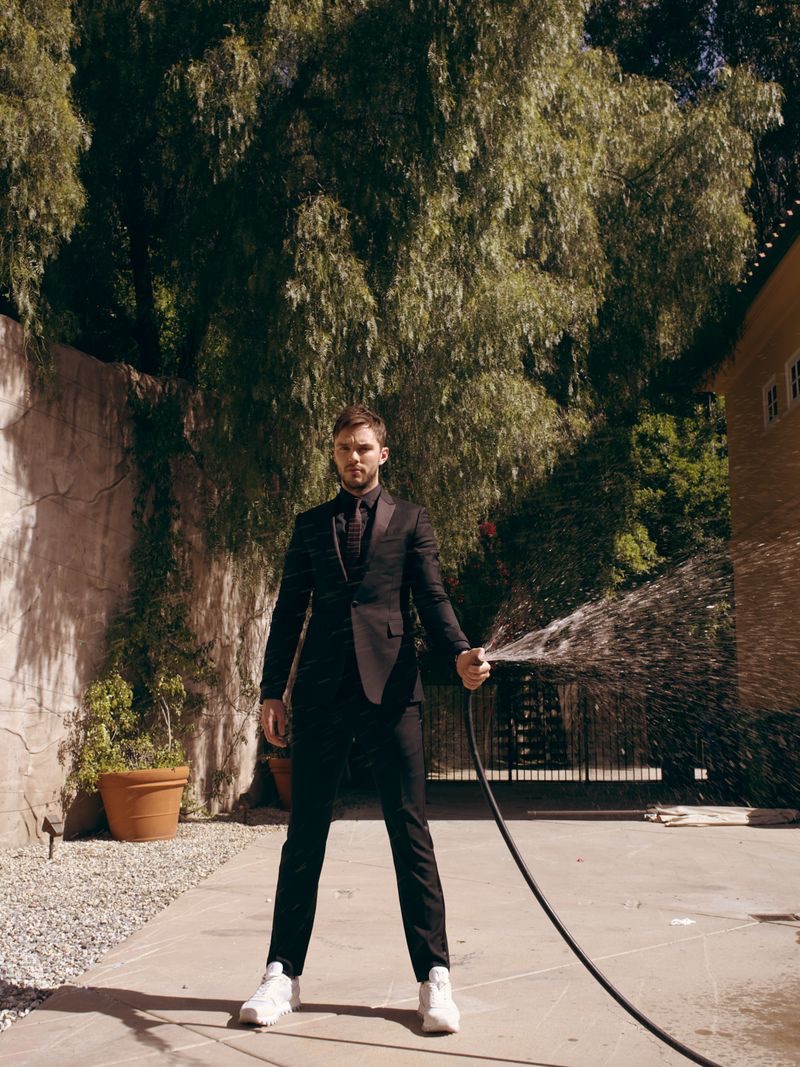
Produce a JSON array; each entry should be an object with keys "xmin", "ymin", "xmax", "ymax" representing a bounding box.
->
[
  {"xmin": 787, "ymin": 353, "xmax": 800, "ymax": 407},
  {"xmin": 764, "ymin": 379, "xmax": 778, "ymax": 426}
]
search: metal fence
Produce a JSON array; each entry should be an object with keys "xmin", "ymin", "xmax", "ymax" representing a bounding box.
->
[{"xmin": 423, "ymin": 673, "xmax": 708, "ymax": 784}]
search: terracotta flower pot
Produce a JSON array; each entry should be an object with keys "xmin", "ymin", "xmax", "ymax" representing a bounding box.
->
[
  {"xmin": 268, "ymin": 757, "xmax": 292, "ymax": 810},
  {"xmin": 98, "ymin": 766, "xmax": 190, "ymax": 841}
]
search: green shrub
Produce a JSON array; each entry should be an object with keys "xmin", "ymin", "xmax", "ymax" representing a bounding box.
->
[{"xmin": 62, "ymin": 670, "xmax": 188, "ymax": 796}]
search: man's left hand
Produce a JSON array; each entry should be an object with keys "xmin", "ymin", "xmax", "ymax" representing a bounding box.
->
[{"xmin": 456, "ymin": 648, "xmax": 491, "ymax": 690}]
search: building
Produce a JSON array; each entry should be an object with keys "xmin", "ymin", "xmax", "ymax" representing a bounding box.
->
[{"xmin": 712, "ymin": 207, "xmax": 800, "ymax": 714}]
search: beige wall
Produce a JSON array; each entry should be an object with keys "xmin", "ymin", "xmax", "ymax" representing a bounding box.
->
[
  {"xmin": 714, "ymin": 238, "xmax": 800, "ymax": 710},
  {"xmin": 0, "ymin": 316, "xmax": 271, "ymax": 845}
]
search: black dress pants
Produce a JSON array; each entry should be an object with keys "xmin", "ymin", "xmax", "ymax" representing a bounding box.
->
[{"xmin": 266, "ymin": 661, "xmax": 450, "ymax": 982}]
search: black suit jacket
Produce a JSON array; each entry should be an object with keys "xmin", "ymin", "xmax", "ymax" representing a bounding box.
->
[{"xmin": 260, "ymin": 489, "xmax": 470, "ymax": 707}]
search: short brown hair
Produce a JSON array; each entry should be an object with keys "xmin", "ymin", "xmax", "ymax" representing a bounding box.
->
[{"xmin": 332, "ymin": 404, "xmax": 387, "ymax": 447}]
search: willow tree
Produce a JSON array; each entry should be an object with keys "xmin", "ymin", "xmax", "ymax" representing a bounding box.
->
[
  {"xmin": 40, "ymin": 1, "xmax": 778, "ymax": 567},
  {"xmin": 0, "ymin": 0, "xmax": 86, "ymax": 352},
  {"xmin": 587, "ymin": 0, "xmax": 800, "ymax": 235}
]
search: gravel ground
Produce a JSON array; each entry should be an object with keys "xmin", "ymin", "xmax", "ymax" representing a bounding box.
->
[{"xmin": 0, "ymin": 810, "xmax": 288, "ymax": 1033}]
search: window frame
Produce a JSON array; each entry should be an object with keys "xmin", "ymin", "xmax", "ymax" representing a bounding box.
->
[
  {"xmin": 763, "ymin": 376, "xmax": 779, "ymax": 428},
  {"xmin": 785, "ymin": 350, "xmax": 800, "ymax": 411}
]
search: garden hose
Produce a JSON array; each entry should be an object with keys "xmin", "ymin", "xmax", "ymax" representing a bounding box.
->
[{"xmin": 463, "ymin": 688, "xmax": 725, "ymax": 1067}]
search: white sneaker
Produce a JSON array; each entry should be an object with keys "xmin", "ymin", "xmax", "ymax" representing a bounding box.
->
[
  {"xmin": 418, "ymin": 965, "xmax": 460, "ymax": 1033},
  {"xmin": 239, "ymin": 961, "xmax": 301, "ymax": 1026}
]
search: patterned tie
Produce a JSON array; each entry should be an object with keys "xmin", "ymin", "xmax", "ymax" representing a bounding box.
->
[{"xmin": 344, "ymin": 497, "xmax": 363, "ymax": 576}]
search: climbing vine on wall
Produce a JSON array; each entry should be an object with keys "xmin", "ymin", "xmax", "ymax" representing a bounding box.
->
[
  {"xmin": 114, "ymin": 383, "xmax": 216, "ymax": 713},
  {"xmin": 65, "ymin": 384, "xmax": 217, "ymax": 795}
]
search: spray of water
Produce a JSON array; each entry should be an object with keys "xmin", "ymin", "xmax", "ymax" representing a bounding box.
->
[
  {"xmin": 480, "ymin": 537, "xmax": 799, "ymax": 801},
  {"xmin": 485, "ymin": 551, "xmax": 734, "ymax": 700}
]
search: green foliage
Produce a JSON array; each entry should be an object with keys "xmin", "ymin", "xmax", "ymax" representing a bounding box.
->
[
  {"xmin": 61, "ymin": 385, "xmax": 218, "ymax": 801},
  {"xmin": 588, "ymin": 398, "xmax": 730, "ymax": 594},
  {"xmin": 458, "ymin": 396, "xmax": 731, "ymax": 637},
  {"xmin": 0, "ymin": 0, "xmax": 87, "ymax": 351},
  {"xmin": 3, "ymin": 4, "xmax": 774, "ymax": 793},
  {"xmin": 623, "ymin": 398, "xmax": 730, "ymax": 573},
  {"xmin": 445, "ymin": 520, "xmax": 511, "ymax": 649},
  {"xmin": 30, "ymin": 1, "xmax": 777, "ymax": 572},
  {"xmin": 0, "ymin": 0, "xmax": 775, "ymax": 699},
  {"xmin": 61, "ymin": 670, "xmax": 187, "ymax": 797},
  {"xmin": 610, "ymin": 524, "xmax": 662, "ymax": 587},
  {"xmin": 586, "ymin": 0, "xmax": 800, "ymax": 234},
  {"xmin": 106, "ymin": 384, "xmax": 217, "ymax": 710}
]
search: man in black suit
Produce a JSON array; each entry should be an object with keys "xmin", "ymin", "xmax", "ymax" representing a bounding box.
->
[{"xmin": 240, "ymin": 404, "xmax": 490, "ymax": 1033}]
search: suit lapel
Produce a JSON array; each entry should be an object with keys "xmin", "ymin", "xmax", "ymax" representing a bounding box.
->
[
  {"xmin": 364, "ymin": 490, "xmax": 395, "ymax": 572},
  {"xmin": 326, "ymin": 488, "xmax": 395, "ymax": 586},
  {"xmin": 329, "ymin": 507, "xmax": 348, "ymax": 582}
]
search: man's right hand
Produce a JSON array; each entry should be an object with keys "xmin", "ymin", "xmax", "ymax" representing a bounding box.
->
[{"xmin": 261, "ymin": 699, "xmax": 288, "ymax": 748}]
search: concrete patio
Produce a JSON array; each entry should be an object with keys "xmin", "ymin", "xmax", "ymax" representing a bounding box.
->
[{"xmin": 2, "ymin": 788, "xmax": 799, "ymax": 1067}]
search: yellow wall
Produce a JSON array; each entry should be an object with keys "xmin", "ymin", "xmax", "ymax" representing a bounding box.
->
[{"xmin": 714, "ymin": 237, "xmax": 800, "ymax": 710}]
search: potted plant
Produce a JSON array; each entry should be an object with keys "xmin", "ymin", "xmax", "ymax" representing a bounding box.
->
[
  {"xmin": 266, "ymin": 750, "xmax": 292, "ymax": 810},
  {"xmin": 63, "ymin": 669, "xmax": 190, "ymax": 841},
  {"xmin": 262, "ymin": 708, "xmax": 292, "ymax": 809}
]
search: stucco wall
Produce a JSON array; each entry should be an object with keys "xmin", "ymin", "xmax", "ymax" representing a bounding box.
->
[{"xmin": 0, "ymin": 316, "xmax": 271, "ymax": 846}]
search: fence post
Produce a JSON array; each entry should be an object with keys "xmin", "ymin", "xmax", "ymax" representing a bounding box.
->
[{"xmin": 582, "ymin": 689, "xmax": 591, "ymax": 783}]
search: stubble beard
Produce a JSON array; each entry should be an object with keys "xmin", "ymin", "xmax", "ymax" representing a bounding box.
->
[{"xmin": 341, "ymin": 467, "xmax": 377, "ymax": 494}]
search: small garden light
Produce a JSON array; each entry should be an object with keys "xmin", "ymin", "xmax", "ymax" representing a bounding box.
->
[{"xmin": 42, "ymin": 815, "xmax": 64, "ymax": 860}]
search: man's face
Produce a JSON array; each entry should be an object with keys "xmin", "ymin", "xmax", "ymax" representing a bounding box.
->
[{"xmin": 333, "ymin": 424, "xmax": 389, "ymax": 495}]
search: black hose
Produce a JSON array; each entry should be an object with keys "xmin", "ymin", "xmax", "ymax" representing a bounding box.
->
[{"xmin": 463, "ymin": 689, "xmax": 725, "ymax": 1067}]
